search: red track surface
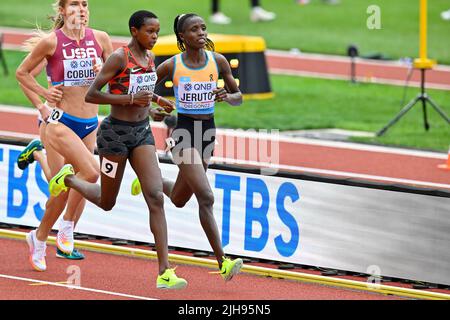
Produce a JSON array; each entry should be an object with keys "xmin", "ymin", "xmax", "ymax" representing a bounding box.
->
[{"xmin": 0, "ymin": 237, "xmax": 405, "ymax": 300}]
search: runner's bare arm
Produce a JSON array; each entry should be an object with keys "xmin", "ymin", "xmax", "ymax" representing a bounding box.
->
[
  {"xmin": 16, "ymin": 35, "xmax": 63, "ymax": 105},
  {"xmin": 155, "ymin": 57, "xmax": 174, "ymax": 86},
  {"xmin": 19, "ymin": 59, "xmax": 46, "ymax": 108},
  {"xmin": 85, "ymin": 50, "xmax": 126, "ymax": 104},
  {"xmin": 18, "ymin": 59, "xmax": 53, "ymax": 120},
  {"xmin": 213, "ymin": 53, "xmax": 242, "ymax": 106},
  {"xmin": 151, "ymin": 56, "xmax": 175, "ymax": 113},
  {"xmin": 85, "ymin": 49, "xmax": 151, "ymax": 107}
]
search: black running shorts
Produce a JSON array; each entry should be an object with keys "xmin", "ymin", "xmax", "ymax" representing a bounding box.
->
[
  {"xmin": 97, "ymin": 116, "xmax": 155, "ymax": 156},
  {"xmin": 171, "ymin": 113, "xmax": 216, "ymax": 160}
]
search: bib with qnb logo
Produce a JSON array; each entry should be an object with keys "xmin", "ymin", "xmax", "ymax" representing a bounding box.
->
[
  {"xmin": 173, "ymin": 51, "xmax": 219, "ymax": 115},
  {"xmin": 46, "ymin": 28, "xmax": 103, "ymax": 87},
  {"xmin": 109, "ymin": 46, "xmax": 157, "ymax": 102}
]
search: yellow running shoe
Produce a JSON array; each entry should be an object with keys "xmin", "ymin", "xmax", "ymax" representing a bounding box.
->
[
  {"xmin": 131, "ymin": 177, "xmax": 142, "ymax": 196},
  {"xmin": 49, "ymin": 164, "xmax": 74, "ymax": 197},
  {"xmin": 156, "ymin": 268, "xmax": 187, "ymax": 289},
  {"xmin": 220, "ymin": 257, "xmax": 243, "ymax": 281}
]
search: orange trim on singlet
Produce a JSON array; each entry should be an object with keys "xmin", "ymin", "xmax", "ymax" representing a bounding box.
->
[{"xmin": 108, "ymin": 46, "xmax": 156, "ymax": 95}]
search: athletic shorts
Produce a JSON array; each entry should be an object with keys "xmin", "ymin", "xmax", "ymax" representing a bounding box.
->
[
  {"xmin": 96, "ymin": 116, "xmax": 155, "ymax": 156},
  {"xmin": 169, "ymin": 113, "xmax": 216, "ymax": 160},
  {"xmin": 47, "ymin": 108, "xmax": 98, "ymax": 139}
]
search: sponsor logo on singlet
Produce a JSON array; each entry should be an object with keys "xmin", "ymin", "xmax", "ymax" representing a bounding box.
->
[
  {"xmin": 177, "ymin": 77, "xmax": 216, "ymax": 110},
  {"xmin": 128, "ymin": 72, "xmax": 157, "ymax": 94},
  {"xmin": 62, "ymin": 47, "xmax": 100, "ymax": 87}
]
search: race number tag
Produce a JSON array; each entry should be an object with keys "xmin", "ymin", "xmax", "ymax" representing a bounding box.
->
[
  {"xmin": 63, "ymin": 58, "xmax": 97, "ymax": 87},
  {"xmin": 47, "ymin": 108, "xmax": 64, "ymax": 124},
  {"xmin": 177, "ymin": 80, "xmax": 216, "ymax": 110},
  {"xmin": 101, "ymin": 157, "xmax": 118, "ymax": 178},
  {"xmin": 128, "ymin": 72, "xmax": 157, "ymax": 94},
  {"xmin": 165, "ymin": 137, "xmax": 176, "ymax": 152}
]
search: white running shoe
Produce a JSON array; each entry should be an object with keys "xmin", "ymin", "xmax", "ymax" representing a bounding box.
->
[
  {"xmin": 56, "ymin": 219, "xmax": 74, "ymax": 254},
  {"xmin": 250, "ymin": 7, "xmax": 276, "ymax": 22},
  {"xmin": 209, "ymin": 12, "xmax": 232, "ymax": 25},
  {"xmin": 26, "ymin": 230, "xmax": 47, "ymax": 272}
]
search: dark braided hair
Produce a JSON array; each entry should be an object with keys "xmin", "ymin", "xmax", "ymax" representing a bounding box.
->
[
  {"xmin": 129, "ymin": 10, "xmax": 158, "ymax": 33},
  {"xmin": 173, "ymin": 14, "xmax": 215, "ymax": 52}
]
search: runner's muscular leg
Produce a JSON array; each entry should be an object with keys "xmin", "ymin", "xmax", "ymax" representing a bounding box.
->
[
  {"xmin": 65, "ymin": 154, "xmax": 127, "ymax": 211},
  {"xmin": 166, "ymin": 151, "xmax": 210, "ymax": 208},
  {"xmin": 63, "ymin": 128, "xmax": 98, "ymax": 225},
  {"xmin": 33, "ymin": 122, "xmax": 52, "ymax": 181},
  {"xmin": 129, "ymin": 145, "xmax": 170, "ymax": 274},
  {"xmin": 35, "ymin": 135, "xmax": 68, "ymax": 242},
  {"xmin": 46, "ymin": 123, "xmax": 99, "ymax": 224},
  {"xmin": 174, "ymin": 148, "xmax": 224, "ymax": 265}
]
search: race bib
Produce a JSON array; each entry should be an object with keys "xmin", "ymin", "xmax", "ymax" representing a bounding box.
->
[
  {"xmin": 128, "ymin": 72, "xmax": 157, "ymax": 94},
  {"xmin": 47, "ymin": 108, "xmax": 64, "ymax": 124},
  {"xmin": 177, "ymin": 79, "xmax": 216, "ymax": 110},
  {"xmin": 101, "ymin": 157, "xmax": 118, "ymax": 179},
  {"xmin": 63, "ymin": 58, "xmax": 98, "ymax": 87}
]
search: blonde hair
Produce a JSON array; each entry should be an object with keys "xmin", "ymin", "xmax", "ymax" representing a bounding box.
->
[
  {"xmin": 22, "ymin": 0, "xmax": 67, "ymax": 51},
  {"xmin": 50, "ymin": 0, "xmax": 67, "ymax": 30}
]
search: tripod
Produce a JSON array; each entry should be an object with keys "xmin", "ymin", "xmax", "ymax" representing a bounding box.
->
[{"xmin": 377, "ymin": 67, "xmax": 450, "ymax": 136}]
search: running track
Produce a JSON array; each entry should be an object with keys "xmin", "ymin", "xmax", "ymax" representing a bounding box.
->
[{"xmin": 0, "ymin": 236, "xmax": 416, "ymax": 300}]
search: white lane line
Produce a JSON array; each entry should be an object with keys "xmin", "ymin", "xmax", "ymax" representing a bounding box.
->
[
  {"xmin": 270, "ymin": 68, "xmax": 450, "ymax": 91},
  {"xmin": 214, "ymin": 128, "xmax": 447, "ymax": 159},
  {"xmin": 211, "ymin": 157, "xmax": 450, "ymax": 190},
  {"xmin": 0, "ymin": 130, "xmax": 39, "ymax": 140},
  {"xmin": 0, "ymin": 273, "xmax": 157, "ymax": 300},
  {"xmin": 266, "ymin": 49, "xmax": 450, "ymax": 72}
]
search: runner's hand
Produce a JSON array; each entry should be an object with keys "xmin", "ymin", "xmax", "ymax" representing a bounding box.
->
[
  {"xmin": 213, "ymin": 87, "xmax": 228, "ymax": 103},
  {"xmin": 37, "ymin": 103, "xmax": 52, "ymax": 122},
  {"xmin": 93, "ymin": 63, "xmax": 102, "ymax": 74},
  {"xmin": 93, "ymin": 57, "xmax": 103, "ymax": 74},
  {"xmin": 149, "ymin": 107, "xmax": 171, "ymax": 122},
  {"xmin": 45, "ymin": 84, "xmax": 63, "ymax": 104},
  {"xmin": 133, "ymin": 91, "xmax": 152, "ymax": 107},
  {"xmin": 157, "ymin": 97, "xmax": 175, "ymax": 113}
]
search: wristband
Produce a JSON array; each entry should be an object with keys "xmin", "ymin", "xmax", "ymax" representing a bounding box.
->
[{"xmin": 156, "ymin": 95, "xmax": 161, "ymax": 106}]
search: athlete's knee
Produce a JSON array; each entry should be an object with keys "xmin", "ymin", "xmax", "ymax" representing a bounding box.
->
[
  {"xmin": 100, "ymin": 198, "xmax": 116, "ymax": 211},
  {"xmin": 144, "ymin": 189, "xmax": 164, "ymax": 208},
  {"xmin": 197, "ymin": 190, "xmax": 214, "ymax": 209},
  {"xmin": 171, "ymin": 193, "xmax": 191, "ymax": 208}
]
